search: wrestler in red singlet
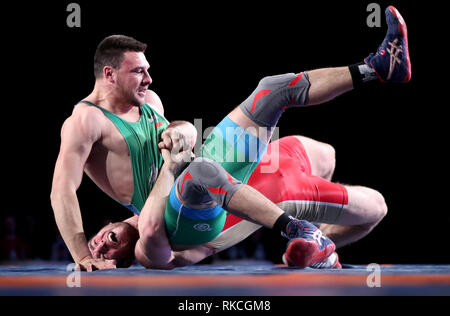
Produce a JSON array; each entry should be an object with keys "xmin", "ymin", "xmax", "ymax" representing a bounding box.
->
[{"xmin": 221, "ymin": 136, "xmax": 348, "ymax": 234}]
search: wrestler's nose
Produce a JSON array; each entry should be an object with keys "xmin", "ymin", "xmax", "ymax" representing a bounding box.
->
[
  {"xmin": 92, "ymin": 240, "xmax": 106, "ymax": 258},
  {"xmin": 143, "ymin": 69, "xmax": 152, "ymax": 85}
]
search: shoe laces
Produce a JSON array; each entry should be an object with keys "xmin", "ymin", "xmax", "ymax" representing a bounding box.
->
[
  {"xmin": 386, "ymin": 38, "xmax": 403, "ymax": 80},
  {"xmin": 285, "ymin": 220, "xmax": 327, "ymax": 246}
]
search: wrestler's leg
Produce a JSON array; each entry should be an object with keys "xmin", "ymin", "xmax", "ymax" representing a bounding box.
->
[
  {"xmin": 260, "ymin": 137, "xmax": 387, "ymax": 249},
  {"xmin": 319, "ymin": 185, "xmax": 388, "ymax": 248},
  {"xmin": 293, "ymin": 136, "xmax": 336, "ymax": 181},
  {"xmin": 227, "ymin": 68, "xmax": 353, "ymax": 142},
  {"xmin": 228, "ymin": 4, "xmax": 411, "ymax": 138},
  {"xmin": 165, "ymin": 157, "xmax": 286, "ymax": 246},
  {"xmin": 305, "ymin": 67, "xmax": 354, "ymax": 106},
  {"xmin": 291, "ymin": 137, "xmax": 387, "ymax": 248},
  {"xmin": 167, "ymin": 156, "xmax": 335, "ymax": 267}
]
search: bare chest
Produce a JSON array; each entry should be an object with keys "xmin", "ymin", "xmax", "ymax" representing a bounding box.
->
[{"xmin": 84, "ymin": 118, "xmax": 134, "ymax": 204}]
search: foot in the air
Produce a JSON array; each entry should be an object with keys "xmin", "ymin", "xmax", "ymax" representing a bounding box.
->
[{"xmin": 365, "ymin": 6, "xmax": 411, "ymax": 83}]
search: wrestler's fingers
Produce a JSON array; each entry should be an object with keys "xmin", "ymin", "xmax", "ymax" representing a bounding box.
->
[
  {"xmin": 158, "ymin": 141, "xmax": 167, "ymax": 149},
  {"xmin": 161, "ymin": 147, "xmax": 172, "ymax": 163},
  {"xmin": 163, "ymin": 135, "xmax": 173, "ymax": 149},
  {"xmin": 76, "ymin": 262, "xmax": 92, "ymax": 272},
  {"xmin": 90, "ymin": 260, "xmax": 116, "ymax": 271},
  {"xmin": 174, "ymin": 136, "xmax": 184, "ymax": 153},
  {"xmin": 180, "ymin": 134, "xmax": 190, "ymax": 152},
  {"xmin": 77, "ymin": 258, "xmax": 117, "ymax": 272}
]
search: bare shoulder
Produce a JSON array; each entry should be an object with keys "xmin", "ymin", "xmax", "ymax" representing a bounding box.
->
[
  {"xmin": 61, "ymin": 103, "xmax": 104, "ymax": 141},
  {"xmin": 144, "ymin": 90, "xmax": 165, "ymax": 117}
]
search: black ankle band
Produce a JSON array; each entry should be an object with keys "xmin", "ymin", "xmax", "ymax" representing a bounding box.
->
[
  {"xmin": 349, "ymin": 62, "xmax": 378, "ymax": 88},
  {"xmin": 273, "ymin": 213, "xmax": 293, "ymax": 235}
]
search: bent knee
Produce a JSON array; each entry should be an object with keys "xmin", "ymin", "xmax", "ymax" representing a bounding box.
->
[
  {"xmin": 258, "ymin": 73, "xmax": 297, "ymax": 90},
  {"xmin": 368, "ymin": 189, "xmax": 388, "ymax": 222},
  {"xmin": 181, "ymin": 157, "xmax": 242, "ymax": 208},
  {"xmin": 346, "ymin": 186, "xmax": 388, "ymax": 226},
  {"xmin": 190, "ymin": 157, "xmax": 233, "ymax": 188}
]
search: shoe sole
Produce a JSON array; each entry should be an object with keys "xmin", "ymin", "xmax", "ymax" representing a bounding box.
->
[{"xmin": 284, "ymin": 239, "xmax": 335, "ymax": 268}]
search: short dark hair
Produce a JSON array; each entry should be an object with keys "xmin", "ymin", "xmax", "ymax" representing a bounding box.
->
[
  {"xmin": 94, "ymin": 35, "xmax": 147, "ymax": 79},
  {"xmin": 114, "ymin": 222, "xmax": 140, "ymax": 268},
  {"xmin": 88, "ymin": 221, "xmax": 140, "ymax": 268}
]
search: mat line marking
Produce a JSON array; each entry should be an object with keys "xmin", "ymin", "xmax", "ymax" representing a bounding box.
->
[{"xmin": 1, "ymin": 274, "xmax": 450, "ymax": 289}]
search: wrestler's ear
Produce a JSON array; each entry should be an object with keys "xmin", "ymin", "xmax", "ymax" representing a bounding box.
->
[{"xmin": 103, "ymin": 66, "xmax": 116, "ymax": 84}]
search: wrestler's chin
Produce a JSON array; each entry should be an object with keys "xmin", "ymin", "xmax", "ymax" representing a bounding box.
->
[
  {"xmin": 135, "ymin": 91, "xmax": 148, "ymax": 106},
  {"xmin": 131, "ymin": 95, "xmax": 146, "ymax": 107}
]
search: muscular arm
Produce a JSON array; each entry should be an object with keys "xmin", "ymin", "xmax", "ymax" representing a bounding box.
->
[
  {"xmin": 124, "ymin": 211, "xmax": 213, "ymax": 268},
  {"xmin": 50, "ymin": 108, "xmax": 115, "ymax": 270},
  {"xmin": 134, "ymin": 91, "xmax": 201, "ymax": 269},
  {"xmin": 140, "ymin": 245, "xmax": 215, "ymax": 270},
  {"xmin": 135, "ymin": 137, "xmax": 196, "ymax": 269},
  {"xmin": 135, "ymin": 164, "xmax": 176, "ymax": 269}
]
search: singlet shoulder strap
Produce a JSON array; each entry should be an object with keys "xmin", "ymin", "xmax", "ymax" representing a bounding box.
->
[
  {"xmin": 78, "ymin": 100, "xmax": 97, "ymax": 106},
  {"xmin": 78, "ymin": 100, "xmax": 107, "ymax": 111}
]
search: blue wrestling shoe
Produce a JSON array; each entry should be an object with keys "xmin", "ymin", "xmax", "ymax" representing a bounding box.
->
[
  {"xmin": 365, "ymin": 6, "xmax": 411, "ymax": 83},
  {"xmin": 281, "ymin": 220, "xmax": 336, "ymax": 268}
]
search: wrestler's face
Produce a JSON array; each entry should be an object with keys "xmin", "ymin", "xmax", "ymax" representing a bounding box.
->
[
  {"xmin": 114, "ymin": 51, "xmax": 152, "ymax": 107},
  {"xmin": 88, "ymin": 222, "xmax": 133, "ymax": 261}
]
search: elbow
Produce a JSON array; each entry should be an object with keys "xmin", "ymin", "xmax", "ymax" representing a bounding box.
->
[
  {"xmin": 50, "ymin": 189, "xmax": 62, "ymax": 209},
  {"xmin": 135, "ymin": 240, "xmax": 175, "ymax": 270},
  {"xmin": 139, "ymin": 225, "xmax": 165, "ymax": 246}
]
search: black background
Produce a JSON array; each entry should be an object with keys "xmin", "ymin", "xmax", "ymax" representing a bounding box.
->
[{"xmin": 3, "ymin": 1, "xmax": 448, "ymax": 265}]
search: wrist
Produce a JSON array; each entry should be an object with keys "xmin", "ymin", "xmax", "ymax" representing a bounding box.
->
[
  {"xmin": 78, "ymin": 254, "xmax": 93, "ymax": 264},
  {"xmin": 161, "ymin": 163, "xmax": 178, "ymax": 177},
  {"xmin": 70, "ymin": 233, "xmax": 92, "ymax": 263},
  {"xmin": 163, "ymin": 158, "xmax": 190, "ymax": 176}
]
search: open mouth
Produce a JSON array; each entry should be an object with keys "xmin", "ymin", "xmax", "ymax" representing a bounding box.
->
[{"xmin": 137, "ymin": 88, "xmax": 148, "ymax": 97}]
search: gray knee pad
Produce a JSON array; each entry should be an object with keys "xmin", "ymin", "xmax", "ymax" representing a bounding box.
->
[
  {"xmin": 176, "ymin": 157, "xmax": 243, "ymax": 208},
  {"xmin": 239, "ymin": 72, "xmax": 311, "ymax": 128}
]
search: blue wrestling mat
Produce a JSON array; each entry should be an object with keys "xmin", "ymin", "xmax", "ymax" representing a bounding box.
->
[{"xmin": 1, "ymin": 261, "xmax": 450, "ymax": 296}]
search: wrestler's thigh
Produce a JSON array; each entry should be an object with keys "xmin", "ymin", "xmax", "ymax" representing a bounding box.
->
[{"xmin": 293, "ymin": 136, "xmax": 336, "ymax": 180}]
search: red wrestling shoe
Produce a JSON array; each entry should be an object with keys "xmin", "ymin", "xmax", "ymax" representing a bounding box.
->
[{"xmin": 281, "ymin": 220, "xmax": 336, "ymax": 268}]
